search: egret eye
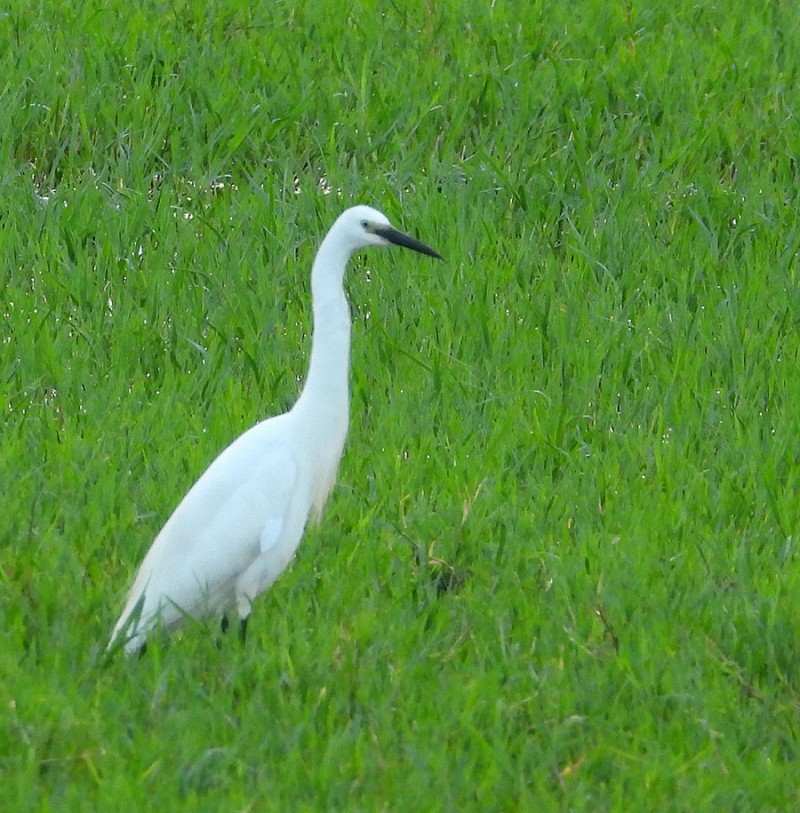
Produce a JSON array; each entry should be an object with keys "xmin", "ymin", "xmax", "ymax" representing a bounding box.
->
[{"xmin": 360, "ymin": 220, "xmax": 369, "ymax": 230}]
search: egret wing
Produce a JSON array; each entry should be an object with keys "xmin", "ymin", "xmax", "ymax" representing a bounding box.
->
[
  {"xmin": 260, "ymin": 517, "xmax": 285, "ymax": 552},
  {"xmin": 112, "ymin": 418, "xmax": 300, "ymax": 642}
]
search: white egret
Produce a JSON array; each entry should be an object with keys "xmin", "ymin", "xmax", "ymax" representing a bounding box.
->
[{"xmin": 109, "ymin": 205, "xmax": 441, "ymax": 655}]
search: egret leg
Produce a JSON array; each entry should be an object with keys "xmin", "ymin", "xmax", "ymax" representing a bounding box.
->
[
  {"xmin": 137, "ymin": 641, "xmax": 148, "ymax": 659},
  {"xmin": 239, "ymin": 616, "xmax": 248, "ymax": 645},
  {"xmin": 215, "ymin": 615, "xmax": 231, "ymax": 650}
]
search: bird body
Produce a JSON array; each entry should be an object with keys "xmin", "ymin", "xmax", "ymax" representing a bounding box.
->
[{"xmin": 109, "ymin": 205, "xmax": 440, "ymax": 654}]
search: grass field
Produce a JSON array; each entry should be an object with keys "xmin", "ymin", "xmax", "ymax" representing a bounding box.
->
[{"xmin": 2, "ymin": 1, "xmax": 799, "ymax": 809}]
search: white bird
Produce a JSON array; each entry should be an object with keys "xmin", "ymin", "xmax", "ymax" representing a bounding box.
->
[{"xmin": 109, "ymin": 205, "xmax": 441, "ymax": 655}]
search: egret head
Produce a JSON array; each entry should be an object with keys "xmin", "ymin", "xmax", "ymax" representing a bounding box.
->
[{"xmin": 335, "ymin": 205, "xmax": 442, "ymax": 258}]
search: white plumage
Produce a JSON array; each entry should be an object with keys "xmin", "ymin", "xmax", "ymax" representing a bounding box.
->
[{"xmin": 109, "ymin": 205, "xmax": 441, "ymax": 655}]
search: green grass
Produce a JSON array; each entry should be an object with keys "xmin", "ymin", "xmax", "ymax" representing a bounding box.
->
[{"xmin": 2, "ymin": 0, "xmax": 799, "ymax": 809}]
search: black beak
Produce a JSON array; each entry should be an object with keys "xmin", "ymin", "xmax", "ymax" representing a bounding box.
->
[{"xmin": 374, "ymin": 225, "xmax": 443, "ymax": 260}]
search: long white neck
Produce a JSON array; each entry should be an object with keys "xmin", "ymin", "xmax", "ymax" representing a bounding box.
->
[{"xmin": 293, "ymin": 230, "xmax": 353, "ymax": 427}]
